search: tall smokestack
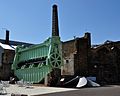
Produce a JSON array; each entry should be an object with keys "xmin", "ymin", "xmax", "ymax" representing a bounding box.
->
[
  {"xmin": 5, "ymin": 30, "xmax": 9, "ymax": 45},
  {"xmin": 52, "ymin": 4, "xmax": 59, "ymax": 36}
]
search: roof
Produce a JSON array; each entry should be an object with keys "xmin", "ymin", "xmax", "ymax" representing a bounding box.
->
[
  {"xmin": 0, "ymin": 42, "xmax": 17, "ymax": 50},
  {"xmin": 0, "ymin": 39, "xmax": 33, "ymax": 46}
]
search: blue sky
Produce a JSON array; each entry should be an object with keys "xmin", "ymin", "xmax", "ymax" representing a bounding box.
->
[{"xmin": 0, "ymin": 0, "xmax": 120, "ymax": 44}]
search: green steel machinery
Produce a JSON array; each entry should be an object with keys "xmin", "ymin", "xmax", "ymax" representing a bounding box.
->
[{"xmin": 12, "ymin": 5, "xmax": 63, "ymax": 84}]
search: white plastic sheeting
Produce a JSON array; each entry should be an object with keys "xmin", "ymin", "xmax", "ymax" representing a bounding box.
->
[
  {"xmin": 76, "ymin": 77, "xmax": 100, "ymax": 88},
  {"xmin": 76, "ymin": 77, "xmax": 87, "ymax": 88},
  {"xmin": 60, "ymin": 76, "xmax": 100, "ymax": 88},
  {"xmin": 87, "ymin": 79, "xmax": 100, "ymax": 87}
]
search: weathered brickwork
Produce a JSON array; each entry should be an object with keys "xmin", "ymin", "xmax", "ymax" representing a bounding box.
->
[
  {"xmin": 61, "ymin": 39, "xmax": 76, "ymax": 75},
  {"xmin": 62, "ymin": 34, "xmax": 120, "ymax": 84},
  {"xmin": 62, "ymin": 33, "xmax": 91, "ymax": 76},
  {"xmin": 0, "ymin": 30, "xmax": 120, "ymax": 85},
  {"xmin": 0, "ymin": 50, "xmax": 15, "ymax": 80},
  {"xmin": 90, "ymin": 41, "xmax": 120, "ymax": 84}
]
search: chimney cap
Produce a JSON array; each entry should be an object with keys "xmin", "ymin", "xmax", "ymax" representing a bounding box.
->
[
  {"xmin": 53, "ymin": 4, "xmax": 57, "ymax": 8},
  {"xmin": 6, "ymin": 30, "xmax": 9, "ymax": 32}
]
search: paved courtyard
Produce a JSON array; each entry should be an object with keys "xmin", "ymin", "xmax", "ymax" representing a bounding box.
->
[
  {"xmin": 5, "ymin": 84, "xmax": 77, "ymax": 96},
  {"xmin": 37, "ymin": 85, "xmax": 120, "ymax": 96},
  {"xmin": 2, "ymin": 84, "xmax": 120, "ymax": 96}
]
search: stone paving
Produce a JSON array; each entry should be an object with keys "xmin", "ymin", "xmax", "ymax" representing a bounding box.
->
[
  {"xmin": 37, "ymin": 85, "xmax": 120, "ymax": 96},
  {"xmin": 2, "ymin": 84, "xmax": 120, "ymax": 96},
  {"xmin": 4, "ymin": 84, "xmax": 78, "ymax": 96}
]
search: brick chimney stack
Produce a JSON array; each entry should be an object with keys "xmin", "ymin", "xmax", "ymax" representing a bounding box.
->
[
  {"xmin": 52, "ymin": 4, "xmax": 59, "ymax": 36},
  {"xmin": 5, "ymin": 30, "xmax": 9, "ymax": 45},
  {"xmin": 84, "ymin": 32, "xmax": 91, "ymax": 48}
]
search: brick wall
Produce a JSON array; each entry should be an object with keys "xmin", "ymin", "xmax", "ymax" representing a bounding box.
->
[
  {"xmin": 0, "ymin": 49, "xmax": 15, "ymax": 80},
  {"xmin": 62, "ymin": 33, "xmax": 91, "ymax": 76}
]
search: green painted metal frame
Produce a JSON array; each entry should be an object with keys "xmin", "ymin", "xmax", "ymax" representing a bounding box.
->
[{"xmin": 12, "ymin": 36, "xmax": 63, "ymax": 83}]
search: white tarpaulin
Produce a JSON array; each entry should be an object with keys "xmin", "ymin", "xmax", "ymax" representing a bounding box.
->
[
  {"xmin": 76, "ymin": 77, "xmax": 87, "ymax": 88},
  {"xmin": 59, "ymin": 76, "xmax": 100, "ymax": 88},
  {"xmin": 76, "ymin": 77, "xmax": 100, "ymax": 88}
]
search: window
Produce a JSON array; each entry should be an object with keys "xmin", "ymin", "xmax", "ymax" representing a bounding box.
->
[{"xmin": 66, "ymin": 60, "xmax": 69, "ymax": 63}]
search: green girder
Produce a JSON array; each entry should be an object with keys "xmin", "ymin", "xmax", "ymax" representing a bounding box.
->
[{"xmin": 12, "ymin": 36, "xmax": 63, "ymax": 83}]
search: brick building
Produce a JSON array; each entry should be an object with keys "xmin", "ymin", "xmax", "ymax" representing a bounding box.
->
[
  {"xmin": 0, "ymin": 4, "xmax": 120, "ymax": 85},
  {"xmin": 61, "ymin": 32, "xmax": 91, "ymax": 76},
  {"xmin": 62, "ymin": 33, "xmax": 120, "ymax": 84},
  {"xmin": 89, "ymin": 41, "xmax": 120, "ymax": 84},
  {"xmin": 0, "ymin": 30, "xmax": 33, "ymax": 80}
]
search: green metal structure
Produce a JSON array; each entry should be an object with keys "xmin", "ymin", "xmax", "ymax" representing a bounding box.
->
[{"xmin": 12, "ymin": 5, "xmax": 63, "ymax": 83}]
